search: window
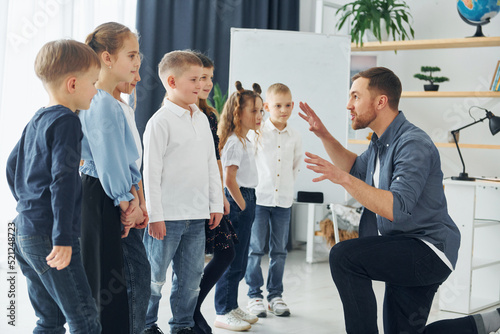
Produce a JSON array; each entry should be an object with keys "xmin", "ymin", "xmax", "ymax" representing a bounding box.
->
[{"xmin": 0, "ymin": 0, "xmax": 137, "ymax": 247}]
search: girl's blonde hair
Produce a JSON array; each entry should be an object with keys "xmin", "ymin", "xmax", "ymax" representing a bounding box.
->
[
  {"xmin": 85, "ymin": 22, "xmax": 136, "ymax": 56},
  {"xmin": 218, "ymin": 81, "xmax": 262, "ymax": 152}
]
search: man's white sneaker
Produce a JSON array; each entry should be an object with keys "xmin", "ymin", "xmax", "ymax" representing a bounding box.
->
[
  {"xmin": 231, "ymin": 307, "xmax": 259, "ymax": 324},
  {"xmin": 247, "ymin": 298, "xmax": 267, "ymax": 318},
  {"xmin": 268, "ymin": 297, "xmax": 290, "ymax": 317},
  {"xmin": 214, "ymin": 312, "xmax": 251, "ymax": 331}
]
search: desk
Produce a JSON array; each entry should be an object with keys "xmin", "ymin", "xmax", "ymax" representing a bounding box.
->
[
  {"xmin": 439, "ymin": 179, "xmax": 500, "ymax": 314},
  {"xmin": 291, "ymin": 202, "xmax": 333, "ymax": 263}
]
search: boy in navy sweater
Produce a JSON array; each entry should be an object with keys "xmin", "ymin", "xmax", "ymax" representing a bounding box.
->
[{"xmin": 6, "ymin": 40, "xmax": 101, "ymax": 333}]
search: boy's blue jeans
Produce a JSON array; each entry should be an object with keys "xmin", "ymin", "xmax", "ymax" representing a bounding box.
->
[
  {"xmin": 15, "ymin": 233, "xmax": 100, "ymax": 334},
  {"xmin": 215, "ymin": 187, "xmax": 256, "ymax": 314},
  {"xmin": 245, "ymin": 205, "xmax": 291, "ymax": 301},
  {"xmin": 143, "ymin": 219, "xmax": 205, "ymax": 333},
  {"xmin": 122, "ymin": 227, "xmax": 151, "ymax": 334}
]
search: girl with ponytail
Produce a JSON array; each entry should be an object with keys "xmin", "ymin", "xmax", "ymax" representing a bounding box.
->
[
  {"xmin": 213, "ymin": 81, "xmax": 264, "ymax": 332},
  {"xmin": 79, "ymin": 22, "xmax": 144, "ymax": 334}
]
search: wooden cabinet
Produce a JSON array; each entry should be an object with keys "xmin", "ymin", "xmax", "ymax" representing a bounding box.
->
[{"xmin": 439, "ymin": 179, "xmax": 500, "ymax": 314}]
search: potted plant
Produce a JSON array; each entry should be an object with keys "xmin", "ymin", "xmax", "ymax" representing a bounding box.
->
[
  {"xmin": 207, "ymin": 82, "xmax": 228, "ymax": 115},
  {"xmin": 335, "ymin": 0, "xmax": 415, "ymax": 47},
  {"xmin": 413, "ymin": 66, "xmax": 449, "ymax": 91}
]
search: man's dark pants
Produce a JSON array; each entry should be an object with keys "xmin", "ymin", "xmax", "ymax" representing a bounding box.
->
[{"xmin": 330, "ymin": 235, "xmax": 452, "ymax": 334}]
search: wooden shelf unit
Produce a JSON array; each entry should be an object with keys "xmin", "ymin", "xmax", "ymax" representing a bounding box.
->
[
  {"xmin": 352, "ymin": 37, "xmax": 500, "ymax": 97},
  {"xmin": 349, "ymin": 36, "xmax": 500, "ymax": 150},
  {"xmin": 351, "ymin": 36, "xmax": 500, "ymax": 52},
  {"xmin": 348, "ymin": 139, "xmax": 500, "ymax": 150},
  {"xmin": 402, "ymin": 91, "xmax": 500, "ymax": 98}
]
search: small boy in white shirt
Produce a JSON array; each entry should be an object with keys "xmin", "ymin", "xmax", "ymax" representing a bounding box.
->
[
  {"xmin": 142, "ymin": 51, "xmax": 223, "ymax": 334},
  {"xmin": 245, "ymin": 83, "xmax": 302, "ymax": 317}
]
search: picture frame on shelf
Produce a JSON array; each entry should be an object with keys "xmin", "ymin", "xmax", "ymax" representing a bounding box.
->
[{"xmin": 490, "ymin": 60, "xmax": 500, "ymax": 91}]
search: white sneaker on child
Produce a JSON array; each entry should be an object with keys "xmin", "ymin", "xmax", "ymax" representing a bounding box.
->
[
  {"xmin": 247, "ymin": 298, "xmax": 267, "ymax": 318},
  {"xmin": 231, "ymin": 307, "xmax": 259, "ymax": 324},
  {"xmin": 268, "ymin": 297, "xmax": 290, "ymax": 317},
  {"xmin": 214, "ymin": 312, "xmax": 251, "ymax": 331}
]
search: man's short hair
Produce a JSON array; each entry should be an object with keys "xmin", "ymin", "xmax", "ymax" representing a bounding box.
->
[
  {"xmin": 352, "ymin": 67, "xmax": 401, "ymax": 110},
  {"xmin": 158, "ymin": 50, "xmax": 203, "ymax": 80},
  {"xmin": 266, "ymin": 83, "xmax": 292, "ymax": 98},
  {"xmin": 34, "ymin": 39, "xmax": 100, "ymax": 86}
]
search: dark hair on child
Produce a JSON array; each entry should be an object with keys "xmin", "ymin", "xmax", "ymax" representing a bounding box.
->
[
  {"xmin": 191, "ymin": 51, "xmax": 217, "ymax": 117},
  {"xmin": 35, "ymin": 39, "xmax": 100, "ymax": 86},
  {"xmin": 352, "ymin": 67, "xmax": 401, "ymax": 111},
  {"xmin": 218, "ymin": 81, "xmax": 261, "ymax": 152},
  {"xmin": 85, "ymin": 22, "xmax": 136, "ymax": 56},
  {"xmin": 191, "ymin": 50, "xmax": 214, "ymax": 68}
]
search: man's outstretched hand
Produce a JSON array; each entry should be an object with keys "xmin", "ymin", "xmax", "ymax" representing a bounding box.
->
[{"xmin": 299, "ymin": 102, "xmax": 329, "ymax": 139}]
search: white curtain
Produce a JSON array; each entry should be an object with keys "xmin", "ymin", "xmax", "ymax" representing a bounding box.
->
[{"xmin": 0, "ymin": 0, "xmax": 137, "ymax": 254}]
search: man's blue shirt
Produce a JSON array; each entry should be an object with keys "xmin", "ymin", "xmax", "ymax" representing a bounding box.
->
[
  {"xmin": 350, "ymin": 111, "xmax": 461, "ymax": 267},
  {"xmin": 7, "ymin": 105, "xmax": 83, "ymax": 246}
]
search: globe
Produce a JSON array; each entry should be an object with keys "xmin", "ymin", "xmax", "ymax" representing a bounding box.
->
[{"xmin": 457, "ymin": 0, "xmax": 500, "ymax": 37}]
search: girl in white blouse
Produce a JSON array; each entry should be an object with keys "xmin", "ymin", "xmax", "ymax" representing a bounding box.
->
[{"xmin": 213, "ymin": 81, "xmax": 264, "ymax": 332}]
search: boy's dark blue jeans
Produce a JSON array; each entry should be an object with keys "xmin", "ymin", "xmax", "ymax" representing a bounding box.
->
[
  {"xmin": 330, "ymin": 235, "xmax": 452, "ymax": 334},
  {"xmin": 15, "ymin": 233, "xmax": 100, "ymax": 333}
]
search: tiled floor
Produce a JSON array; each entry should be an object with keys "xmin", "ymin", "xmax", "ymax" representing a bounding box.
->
[{"xmin": 0, "ymin": 247, "xmax": 497, "ymax": 333}]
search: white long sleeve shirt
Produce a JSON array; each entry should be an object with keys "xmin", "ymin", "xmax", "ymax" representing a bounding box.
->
[
  {"xmin": 252, "ymin": 119, "xmax": 302, "ymax": 208},
  {"xmin": 143, "ymin": 99, "xmax": 223, "ymax": 222},
  {"xmin": 118, "ymin": 100, "xmax": 142, "ymax": 169}
]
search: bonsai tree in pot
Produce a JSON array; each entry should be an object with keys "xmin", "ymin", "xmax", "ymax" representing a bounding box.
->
[
  {"xmin": 414, "ymin": 66, "xmax": 450, "ymax": 91},
  {"xmin": 335, "ymin": 0, "xmax": 414, "ymax": 47}
]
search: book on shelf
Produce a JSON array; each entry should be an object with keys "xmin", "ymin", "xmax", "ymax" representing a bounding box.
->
[
  {"xmin": 491, "ymin": 60, "xmax": 500, "ymax": 91},
  {"xmin": 496, "ymin": 65, "xmax": 500, "ymax": 91}
]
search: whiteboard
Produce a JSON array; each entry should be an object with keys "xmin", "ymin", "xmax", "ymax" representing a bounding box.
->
[{"xmin": 228, "ymin": 28, "xmax": 351, "ymax": 204}]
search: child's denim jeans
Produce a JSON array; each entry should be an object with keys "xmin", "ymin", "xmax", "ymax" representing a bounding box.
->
[
  {"xmin": 15, "ymin": 232, "xmax": 100, "ymax": 333},
  {"xmin": 245, "ymin": 205, "xmax": 291, "ymax": 301},
  {"xmin": 143, "ymin": 219, "xmax": 205, "ymax": 333},
  {"xmin": 122, "ymin": 227, "xmax": 151, "ymax": 333},
  {"xmin": 215, "ymin": 187, "xmax": 256, "ymax": 314}
]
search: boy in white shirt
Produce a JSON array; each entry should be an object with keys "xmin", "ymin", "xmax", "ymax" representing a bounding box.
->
[
  {"xmin": 142, "ymin": 51, "xmax": 223, "ymax": 334},
  {"xmin": 245, "ymin": 83, "xmax": 302, "ymax": 317}
]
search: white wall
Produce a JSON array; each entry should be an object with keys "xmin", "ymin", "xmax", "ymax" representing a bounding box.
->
[
  {"xmin": 300, "ymin": 0, "xmax": 500, "ymax": 179},
  {"xmin": 299, "ymin": 0, "xmax": 317, "ymax": 32}
]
